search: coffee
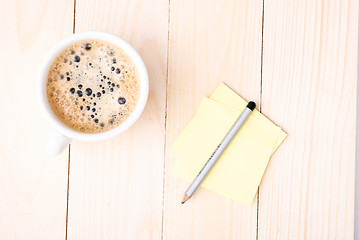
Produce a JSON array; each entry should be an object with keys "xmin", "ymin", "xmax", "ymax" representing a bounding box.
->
[{"xmin": 46, "ymin": 39, "xmax": 140, "ymax": 133}]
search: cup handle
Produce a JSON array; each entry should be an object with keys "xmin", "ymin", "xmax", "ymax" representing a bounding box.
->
[{"xmin": 46, "ymin": 131, "xmax": 72, "ymax": 155}]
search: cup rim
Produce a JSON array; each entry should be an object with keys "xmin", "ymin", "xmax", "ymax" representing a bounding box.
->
[{"xmin": 37, "ymin": 31, "xmax": 149, "ymax": 141}]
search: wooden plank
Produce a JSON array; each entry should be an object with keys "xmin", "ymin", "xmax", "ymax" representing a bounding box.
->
[
  {"xmin": 163, "ymin": 0, "xmax": 263, "ymax": 239},
  {"xmin": 66, "ymin": 0, "xmax": 168, "ymax": 239},
  {"xmin": 259, "ymin": 0, "xmax": 358, "ymax": 239},
  {"xmin": 0, "ymin": 0, "xmax": 73, "ymax": 239}
]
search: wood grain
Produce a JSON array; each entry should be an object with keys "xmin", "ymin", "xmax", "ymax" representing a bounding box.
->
[
  {"xmin": 0, "ymin": 0, "xmax": 358, "ymax": 239},
  {"xmin": 163, "ymin": 0, "xmax": 263, "ymax": 239},
  {"xmin": 0, "ymin": 0, "xmax": 73, "ymax": 239},
  {"xmin": 259, "ymin": 0, "xmax": 358, "ymax": 239},
  {"xmin": 66, "ymin": 0, "xmax": 168, "ymax": 239}
]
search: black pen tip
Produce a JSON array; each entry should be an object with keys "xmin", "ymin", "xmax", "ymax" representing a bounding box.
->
[
  {"xmin": 246, "ymin": 101, "xmax": 256, "ymax": 111},
  {"xmin": 181, "ymin": 201, "xmax": 184, "ymax": 204}
]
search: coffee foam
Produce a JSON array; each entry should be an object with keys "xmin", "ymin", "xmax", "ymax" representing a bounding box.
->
[{"xmin": 46, "ymin": 39, "xmax": 140, "ymax": 133}]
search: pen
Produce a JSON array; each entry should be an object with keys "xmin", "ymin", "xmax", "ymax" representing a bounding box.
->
[{"xmin": 181, "ymin": 101, "xmax": 256, "ymax": 204}]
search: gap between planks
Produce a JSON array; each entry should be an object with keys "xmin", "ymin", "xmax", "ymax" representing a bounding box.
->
[
  {"xmin": 161, "ymin": 0, "xmax": 172, "ymax": 240},
  {"xmin": 65, "ymin": 0, "xmax": 77, "ymax": 239},
  {"xmin": 257, "ymin": 0, "xmax": 265, "ymax": 239},
  {"xmin": 65, "ymin": 145, "xmax": 71, "ymax": 240}
]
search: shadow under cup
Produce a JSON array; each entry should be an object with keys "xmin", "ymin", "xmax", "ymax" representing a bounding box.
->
[{"xmin": 38, "ymin": 31, "xmax": 149, "ymax": 155}]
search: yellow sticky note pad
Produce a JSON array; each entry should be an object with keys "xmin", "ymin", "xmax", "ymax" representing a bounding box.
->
[{"xmin": 172, "ymin": 84, "xmax": 287, "ymax": 205}]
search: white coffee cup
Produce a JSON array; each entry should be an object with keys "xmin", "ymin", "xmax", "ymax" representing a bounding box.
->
[{"xmin": 38, "ymin": 31, "xmax": 149, "ymax": 155}]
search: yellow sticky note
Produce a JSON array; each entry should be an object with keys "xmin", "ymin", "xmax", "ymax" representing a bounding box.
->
[{"xmin": 172, "ymin": 84, "xmax": 286, "ymax": 205}]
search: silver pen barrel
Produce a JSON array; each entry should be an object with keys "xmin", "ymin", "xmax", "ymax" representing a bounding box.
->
[{"xmin": 184, "ymin": 101, "xmax": 256, "ymax": 199}]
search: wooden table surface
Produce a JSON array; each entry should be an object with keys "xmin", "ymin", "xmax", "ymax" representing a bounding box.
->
[{"xmin": 0, "ymin": 0, "xmax": 357, "ymax": 239}]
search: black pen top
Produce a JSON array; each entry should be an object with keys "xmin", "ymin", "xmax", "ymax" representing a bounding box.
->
[{"xmin": 246, "ymin": 101, "xmax": 256, "ymax": 111}]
